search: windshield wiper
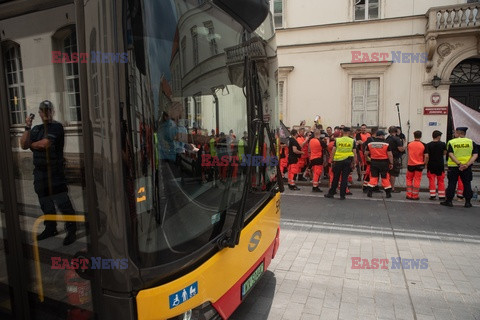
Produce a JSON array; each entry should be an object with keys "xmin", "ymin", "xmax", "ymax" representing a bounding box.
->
[{"xmin": 217, "ymin": 56, "xmax": 283, "ymax": 249}]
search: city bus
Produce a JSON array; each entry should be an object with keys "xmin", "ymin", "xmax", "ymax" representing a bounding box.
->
[{"xmin": 0, "ymin": 0, "xmax": 282, "ymax": 319}]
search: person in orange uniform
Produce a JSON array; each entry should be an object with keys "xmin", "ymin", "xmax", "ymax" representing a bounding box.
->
[
  {"xmin": 309, "ymin": 129, "xmax": 325, "ymax": 192},
  {"xmin": 327, "ymin": 135, "xmax": 336, "ymax": 187},
  {"xmin": 406, "ymin": 131, "xmax": 429, "ymax": 200},
  {"xmin": 279, "ymin": 141, "xmax": 289, "ymax": 179},
  {"xmin": 364, "ymin": 130, "xmax": 393, "ymax": 198},
  {"xmin": 355, "ymin": 124, "xmax": 371, "ymax": 181},
  {"xmin": 457, "ymin": 178, "xmax": 464, "ymax": 199},
  {"xmin": 287, "ymin": 129, "xmax": 304, "ymax": 190},
  {"xmin": 362, "ymin": 127, "xmax": 377, "ymax": 192},
  {"xmin": 296, "ymin": 127, "xmax": 310, "ymax": 180},
  {"xmin": 426, "ymin": 130, "xmax": 446, "ymax": 200}
]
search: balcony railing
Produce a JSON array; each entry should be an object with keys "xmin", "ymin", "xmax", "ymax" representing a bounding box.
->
[
  {"xmin": 427, "ymin": 3, "xmax": 479, "ymax": 33},
  {"xmin": 225, "ymin": 37, "xmax": 267, "ymax": 65}
]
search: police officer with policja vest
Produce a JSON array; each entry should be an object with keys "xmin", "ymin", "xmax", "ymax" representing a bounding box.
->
[
  {"xmin": 324, "ymin": 127, "xmax": 357, "ymax": 200},
  {"xmin": 440, "ymin": 127, "xmax": 478, "ymax": 208}
]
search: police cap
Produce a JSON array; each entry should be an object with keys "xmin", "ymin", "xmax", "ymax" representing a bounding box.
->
[
  {"xmin": 342, "ymin": 127, "xmax": 351, "ymax": 132},
  {"xmin": 39, "ymin": 100, "xmax": 54, "ymax": 110},
  {"xmin": 455, "ymin": 127, "xmax": 468, "ymax": 133},
  {"xmin": 376, "ymin": 130, "xmax": 386, "ymax": 137}
]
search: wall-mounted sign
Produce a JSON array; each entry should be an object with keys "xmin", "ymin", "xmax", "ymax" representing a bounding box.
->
[
  {"xmin": 424, "ymin": 106, "xmax": 448, "ymax": 115},
  {"xmin": 431, "ymin": 93, "xmax": 441, "ymax": 105}
]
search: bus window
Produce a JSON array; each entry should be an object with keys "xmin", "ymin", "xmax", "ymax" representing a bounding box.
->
[
  {"xmin": 121, "ymin": 0, "xmax": 279, "ymax": 268},
  {"xmin": 0, "ymin": 5, "xmax": 94, "ymax": 319}
]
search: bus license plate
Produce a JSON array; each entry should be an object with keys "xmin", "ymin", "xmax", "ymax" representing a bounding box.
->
[{"xmin": 241, "ymin": 261, "xmax": 264, "ymax": 299}]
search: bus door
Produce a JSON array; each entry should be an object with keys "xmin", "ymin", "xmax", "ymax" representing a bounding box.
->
[{"xmin": 0, "ymin": 3, "xmax": 97, "ymax": 319}]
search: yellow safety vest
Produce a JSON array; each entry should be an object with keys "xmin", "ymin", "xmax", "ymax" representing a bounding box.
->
[
  {"xmin": 238, "ymin": 138, "xmax": 246, "ymax": 161},
  {"xmin": 334, "ymin": 136, "xmax": 355, "ymax": 161},
  {"xmin": 447, "ymin": 137, "xmax": 473, "ymax": 167},
  {"xmin": 209, "ymin": 137, "xmax": 217, "ymax": 156}
]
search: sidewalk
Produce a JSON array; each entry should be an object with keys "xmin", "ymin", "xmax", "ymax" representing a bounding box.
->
[{"xmin": 232, "ymin": 188, "xmax": 480, "ymax": 320}]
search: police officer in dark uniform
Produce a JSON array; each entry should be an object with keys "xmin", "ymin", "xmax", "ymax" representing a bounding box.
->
[
  {"xmin": 440, "ymin": 127, "xmax": 478, "ymax": 208},
  {"xmin": 20, "ymin": 100, "xmax": 77, "ymax": 245},
  {"xmin": 324, "ymin": 127, "xmax": 357, "ymax": 200}
]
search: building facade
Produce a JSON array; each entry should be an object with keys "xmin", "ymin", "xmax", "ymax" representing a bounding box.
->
[{"xmin": 273, "ymin": 0, "xmax": 480, "ymax": 141}]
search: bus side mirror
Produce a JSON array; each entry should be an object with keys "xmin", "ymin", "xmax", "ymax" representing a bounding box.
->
[{"xmin": 213, "ymin": 0, "xmax": 269, "ymax": 33}]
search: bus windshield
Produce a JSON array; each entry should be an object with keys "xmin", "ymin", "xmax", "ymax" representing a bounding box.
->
[{"xmin": 122, "ymin": 0, "xmax": 279, "ymax": 267}]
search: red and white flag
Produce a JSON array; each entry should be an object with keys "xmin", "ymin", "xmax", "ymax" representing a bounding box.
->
[{"xmin": 449, "ymin": 98, "xmax": 480, "ymax": 142}]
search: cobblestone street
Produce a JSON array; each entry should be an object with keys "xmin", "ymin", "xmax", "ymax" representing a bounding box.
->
[{"xmin": 232, "ymin": 188, "xmax": 480, "ymax": 320}]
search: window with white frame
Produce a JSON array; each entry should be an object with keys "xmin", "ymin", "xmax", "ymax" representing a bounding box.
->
[
  {"xmin": 3, "ymin": 43, "xmax": 26, "ymax": 125},
  {"xmin": 181, "ymin": 36, "xmax": 187, "ymax": 74},
  {"xmin": 63, "ymin": 30, "xmax": 81, "ymax": 122},
  {"xmin": 270, "ymin": 0, "xmax": 284, "ymax": 28},
  {"xmin": 278, "ymin": 80, "xmax": 285, "ymax": 116},
  {"xmin": 354, "ymin": 0, "xmax": 379, "ymax": 21},
  {"xmin": 191, "ymin": 26, "xmax": 199, "ymax": 66},
  {"xmin": 89, "ymin": 30, "xmax": 100, "ymax": 120},
  {"xmin": 203, "ymin": 21, "xmax": 218, "ymax": 56},
  {"xmin": 352, "ymin": 79, "xmax": 379, "ymax": 127},
  {"xmin": 194, "ymin": 94, "xmax": 202, "ymax": 129}
]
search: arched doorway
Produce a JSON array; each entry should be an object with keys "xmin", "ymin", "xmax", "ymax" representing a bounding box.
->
[{"xmin": 447, "ymin": 58, "xmax": 480, "ymax": 140}]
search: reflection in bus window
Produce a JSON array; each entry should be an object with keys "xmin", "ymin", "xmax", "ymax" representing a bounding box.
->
[{"xmin": 122, "ymin": 0, "xmax": 279, "ymax": 268}]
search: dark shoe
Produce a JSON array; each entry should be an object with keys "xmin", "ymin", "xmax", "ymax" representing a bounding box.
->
[
  {"xmin": 288, "ymin": 185, "xmax": 300, "ymax": 190},
  {"xmin": 37, "ymin": 229, "xmax": 58, "ymax": 241},
  {"xmin": 339, "ymin": 196, "xmax": 346, "ymax": 200},
  {"xmin": 324, "ymin": 193, "xmax": 334, "ymax": 198},
  {"xmin": 346, "ymin": 191, "xmax": 353, "ymax": 195},
  {"xmin": 429, "ymin": 196, "xmax": 436, "ymax": 200},
  {"xmin": 367, "ymin": 189, "xmax": 373, "ymax": 198},
  {"xmin": 385, "ymin": 190, "xmax": 392, "ymax": 198},
  {"xmin": 440, "ymin": 201, "xmax": 453, "ymax": 207},
  {"xmin": 63, "ymin": 232, "xmax": 77, "ymax": 246},
  {"xmin": 439, "ymin": 197, "xmax": 445, "ymax": 200},
  {"xmin": 363, "ymin": 186, "xmax": 368, "ymax": 193},
  {"xmin": 411, "ymin": 197, "xmax": 419, "ymax": 201},
  {"xmin": 298, "ymin": 176, "xmax": 307, "ymax": 181},
  {"xmin": 312, "ymin": 187, "xmax": 322, "ymax": 193},
  {"xmin": 465, "ymin": 202, "xmax": 472, "ymax": 208},
  {"xmin": 406, "ymin": 196, "xmax": 412, "ymax": 200},
  {"xmin": 373, "ymin": 186, "xmax": 383, "ymax": 193}
]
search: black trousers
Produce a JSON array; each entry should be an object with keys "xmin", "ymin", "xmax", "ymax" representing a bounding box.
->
[
  {"xmin": 446, "ymin": 166, "xmax": 473, "ymax": 201},
  {"xmin": 33, "ymin": 170, "xmax": 76, "ymax": 232},
  {"xmin": 328, "ymin": 158, "xmax": 352, "ymax": 197}
]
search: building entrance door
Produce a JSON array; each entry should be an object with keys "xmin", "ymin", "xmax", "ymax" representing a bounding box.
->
[{"xmin": 447, "ymin": 58, "xmax": 480, "ymax": 140}]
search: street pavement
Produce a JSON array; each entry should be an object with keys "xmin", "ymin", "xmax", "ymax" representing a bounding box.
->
[{"xmin": 231, "ymin": 185, "xmax": 480, "ymax": 320}]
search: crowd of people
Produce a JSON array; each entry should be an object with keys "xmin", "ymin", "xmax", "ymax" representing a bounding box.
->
[{"xmin": 280, "ymin": 122, "xmax": 479, "ymax": 208}]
